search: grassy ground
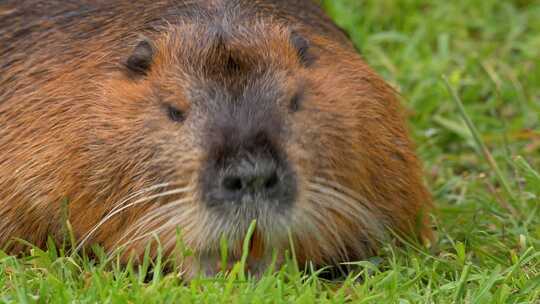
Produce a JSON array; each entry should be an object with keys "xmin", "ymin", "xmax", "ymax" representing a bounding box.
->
[{"xmin": 1, "ymin": 0, "xmax": 539, "ymax": 303}]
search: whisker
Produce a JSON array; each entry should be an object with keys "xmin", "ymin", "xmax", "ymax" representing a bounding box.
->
[
  {"xmin": 306, "ymin": 181, "xmax": 381, "ymax": 227},
  {"xmin": 311, "ymin": 176, "xmax": 392, "ymax": 213},
  {"xmin": 75, "ymin": 186, "xmax": 194, "ymax": 252},
  {"xmin": 111, "ymin": 205, "xmax": 199, "ymax": 257},
  {"xmin": 105, "ymin": 182, "xmax": 173, "ymax": 215},
  {"xmin": 310, "ymin": 177, "xmax": 372, "ymax": 207},
  {"xmin": 295, "ymin": 178, "xmax": 387, "ymax": 263},
  {"xmin": 299, "ymin": 195, "xmax": 352, "ymax": 262},
  {"xmin": 113, "ymin": 197, "xmax": 196, "ymax": 249}
]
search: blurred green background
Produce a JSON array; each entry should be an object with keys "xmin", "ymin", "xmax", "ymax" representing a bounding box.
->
[{"xmin": 323, "ymin": 0, "xmax": 539, "ymax": 165}]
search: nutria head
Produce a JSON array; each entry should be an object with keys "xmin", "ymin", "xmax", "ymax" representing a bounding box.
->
[{"xmin": 0, "ymin": 1, "xmax": 431, "ymax": 278}]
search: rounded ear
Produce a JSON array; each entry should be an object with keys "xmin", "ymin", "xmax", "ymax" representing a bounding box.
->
[
  {"xmin": 290, "ymin": 31, "xmax": 316, "ymax": 67},
  {"xmin": 125, "ymin": 37, "xmax": 155, "ymax": 75}
]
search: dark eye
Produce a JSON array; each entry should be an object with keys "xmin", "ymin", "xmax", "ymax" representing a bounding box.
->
[
  {"xmin": 167, "ymin": 104, "xmax": 185, "ymax": 122},
  {"xmin": 290, "ymin": 93, "xmax": 302, "ymax": 112}
]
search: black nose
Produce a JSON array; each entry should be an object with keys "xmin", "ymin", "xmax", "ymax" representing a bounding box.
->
[
  {"xmin": 202, "ymin": 153, "xmax": 296, "ymax": 208},
  {"xmin": 220, "ymin": 157, "xmax": 280, "ymax": 200}
]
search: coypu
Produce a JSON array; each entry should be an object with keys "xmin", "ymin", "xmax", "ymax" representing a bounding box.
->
[{"xmin": 0, "ymin": 0, "xmax": 432, "ymax": 278}]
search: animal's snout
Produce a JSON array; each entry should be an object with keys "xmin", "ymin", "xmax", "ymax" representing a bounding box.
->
[
  {"xmin": 219, "ymin": 153, "xmax": 282, "ymax": 202},
  {"xmin": 201, "ymin": 129, "xmax": 296, "ymax": 209}
]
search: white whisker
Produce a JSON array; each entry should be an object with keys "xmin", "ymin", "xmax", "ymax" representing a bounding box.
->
[
  {"xmin": 113, "ymin": 197, "xmax": 196, "ymax": 250},
  {"xmin": 105, "ymin": 182, "xmax": 173, "ymax": 215},
  {"xmin": 288, "ymin": 177, "xmax": 388, "ymax": 263},
  {"xmin": 307, "ymin": 181, "xmax": 383, "ymax": 231},
  {"xmin": 75, "ymin": 186, "xmax": 194, "ymax": 252}
]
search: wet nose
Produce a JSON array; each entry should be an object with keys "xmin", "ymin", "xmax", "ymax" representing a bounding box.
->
[{"xmin": 219, "ymin": 156, "xmax": 281, "ymax": 202}]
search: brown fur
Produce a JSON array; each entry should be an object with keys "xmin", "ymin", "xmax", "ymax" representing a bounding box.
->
[{"xmin": 0, "ymin": 0, "xmax": 432, "ymax": 277}]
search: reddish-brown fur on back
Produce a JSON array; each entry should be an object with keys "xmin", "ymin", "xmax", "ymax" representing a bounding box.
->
[{"xmin": 0, "ymin": 0, "xmax": 432, "ymax": 277}]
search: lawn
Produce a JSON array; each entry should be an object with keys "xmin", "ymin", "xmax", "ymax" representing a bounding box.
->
[{"xmin": 1, "ymin": 0, "xmax": 539, "ymax": 303}]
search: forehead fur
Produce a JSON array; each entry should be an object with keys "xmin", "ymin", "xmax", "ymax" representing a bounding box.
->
[{"xmin": 152, "ymin": 19, "xmax": 302, "ymax": 81}]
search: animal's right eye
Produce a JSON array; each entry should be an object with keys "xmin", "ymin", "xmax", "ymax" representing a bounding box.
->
[{"xmin": 167, "ymin": 104, "xmax": 185, "ymax": 123}]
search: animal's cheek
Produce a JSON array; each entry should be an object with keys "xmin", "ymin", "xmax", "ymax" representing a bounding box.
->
[
  {"xmin": 281, "ymin": 136, "xmax": 314, "ymax": 200},
  {"xmin": 152, "ymin": 139, "xmax": 205, "ymax": 180}
]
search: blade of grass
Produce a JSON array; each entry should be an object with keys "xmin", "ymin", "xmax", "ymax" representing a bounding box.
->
[
  {"xmin": 453, "ymin": 263, "xmax": 471, "ymax": 303},
  {"xmin": 472, "ymin": 265, "xmax": 502, "ymax": 304},
  {"xmin": 443, "ymin": 76, "xmax": 516, "ymax": 206},
  {"xmin": 239, "ymin": 220, "xmax": 257, "ymax": 281}
]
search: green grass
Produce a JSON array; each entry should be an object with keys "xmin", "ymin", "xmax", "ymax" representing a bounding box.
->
[{"xmin": 2, "ymin": 0, "xmax": 540, "ymax": 302}]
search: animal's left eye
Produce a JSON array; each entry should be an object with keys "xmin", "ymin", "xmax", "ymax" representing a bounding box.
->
[
  {"xmin": 289, "ymin": 93, "xmax": 302, "ymax": 112},
  {"xmin": 167, "ymin": 104, "xmax": 185, "ymax": 122}
]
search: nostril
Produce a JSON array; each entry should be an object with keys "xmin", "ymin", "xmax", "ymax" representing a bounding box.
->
[
  {"xmin": 265, "ymin": 172, "xmax": 279, "ymax": 190},
  {"xmin": 222, "ymin": 176, "xmax": 243, "ymax": 192}
]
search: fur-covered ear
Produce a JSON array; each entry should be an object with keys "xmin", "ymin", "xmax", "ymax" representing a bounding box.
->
[
  {"xmin": 125, "ymin": 37, "xmax": 154, "ymax": 75},
  {"xmin": 290, "ymin": 31, "xmax": 316, "ymax": 67}
]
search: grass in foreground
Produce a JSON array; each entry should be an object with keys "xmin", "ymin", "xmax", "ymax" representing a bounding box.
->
[{"xmin": 1, "ymin": 0, "xmax": 539, "ymax": 303}]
